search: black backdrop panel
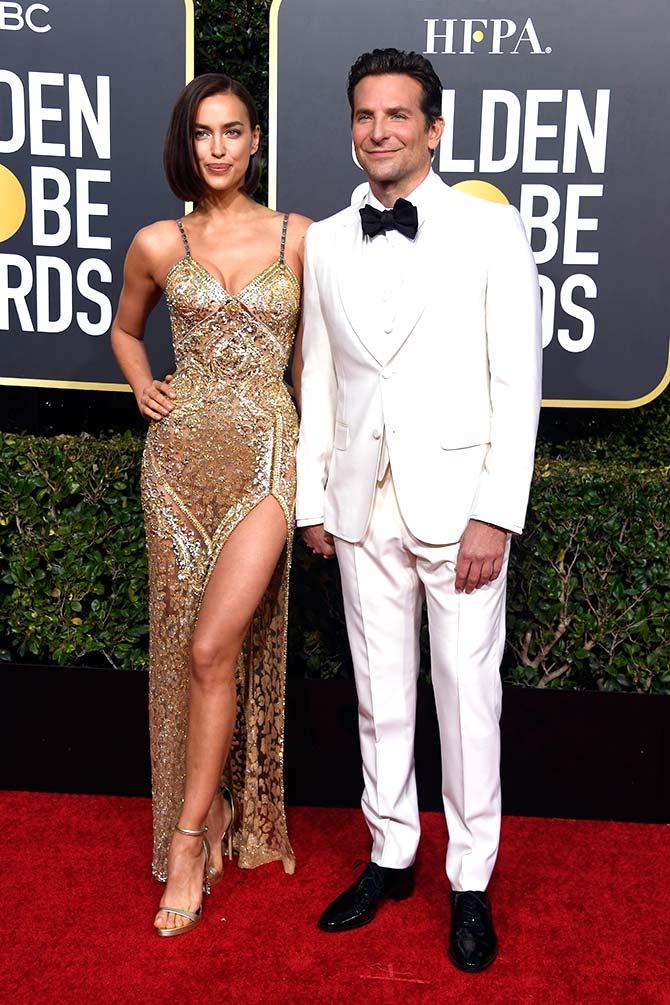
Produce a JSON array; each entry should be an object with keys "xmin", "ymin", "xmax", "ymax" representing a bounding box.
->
[
  {"xmin": 271, "ymin": 0, "xmax": 670, "ymax": 406},
  {"xmin": 0, "ymin": 0, "xmax": 190, "ymax": 389}
]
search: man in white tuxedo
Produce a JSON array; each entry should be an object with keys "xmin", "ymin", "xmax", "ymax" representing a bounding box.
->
[{"xmin": 295, "ymin": 48, "xmax": 541, "ymax": 972}]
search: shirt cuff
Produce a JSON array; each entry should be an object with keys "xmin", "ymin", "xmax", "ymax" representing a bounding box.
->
[
  {"xmin": 469, "ymin": 513, "xmax": 522, "ymax": 535},
  {"xmin": 296, "ymin": 518, "xmax": 324, "ymax": 528}
]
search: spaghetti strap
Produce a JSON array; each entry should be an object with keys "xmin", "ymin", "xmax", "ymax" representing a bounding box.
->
[
  {"xmin": 176, "ymin": 218, "xmax": 191, "ymax": 257},
  {"xmin": 279, "ymin": 213, "xmax": 289, "ymax": 264}
]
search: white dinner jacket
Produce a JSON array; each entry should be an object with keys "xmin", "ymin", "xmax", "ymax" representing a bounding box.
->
[{"xmin": 296, "ymin": 170, "xmax": 542, "ymax": 545}]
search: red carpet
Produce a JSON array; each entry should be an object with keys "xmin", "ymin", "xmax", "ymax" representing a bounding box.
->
[{"xmin": 1, "ymin": 792, "xmax": 668, "ymax": 1005}]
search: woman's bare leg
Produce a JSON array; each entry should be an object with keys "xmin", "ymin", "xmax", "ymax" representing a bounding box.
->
[{"xmin": 155, "ymin": 496, "xmax": 287, "ymax": 931}]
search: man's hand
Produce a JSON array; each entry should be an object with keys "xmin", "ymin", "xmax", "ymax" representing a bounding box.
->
[
  {"xmin": 301, "ymin": 524, "xmax": 336, "ymax": 559},
  {"xmin": 455, "ymin": 519, "xmax": 508, "ymax": 594}
]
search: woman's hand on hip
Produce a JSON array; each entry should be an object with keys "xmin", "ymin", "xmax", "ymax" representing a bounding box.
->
[{"xmin": 138, "ymin": 374, "xmax": 175, "ymax": 421}]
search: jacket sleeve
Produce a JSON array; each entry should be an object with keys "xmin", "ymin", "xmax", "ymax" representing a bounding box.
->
[
  {"xmin": 469, "ymin": 205, "xmax": 542, "ymax": 534},
  {"xmin": 295, "ymin": 226, "xmax": 338, "ymax": 527}
]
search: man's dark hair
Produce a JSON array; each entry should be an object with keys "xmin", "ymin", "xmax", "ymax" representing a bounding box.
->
[
  {"xmin": 163, "ymin": 72, "xmax": 261, "ymax": 201},
  {"xmin": 347, "ymin": 48, "xmax": 443, "ymax": 126}
]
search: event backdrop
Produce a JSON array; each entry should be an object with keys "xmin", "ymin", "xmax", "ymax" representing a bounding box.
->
[
  {"xmin": 0, "ymin": 0, "xmax": 192, "ymax": 390},
  {"xmin": 270, "ymin": 0, "xmax": 670, "ymax": 407}
]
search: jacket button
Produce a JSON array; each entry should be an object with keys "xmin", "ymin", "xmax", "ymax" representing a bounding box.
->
[
  {"xmin": 372, "ymin": 428, "xmax": 382, "ymax": 439},
  {"xmin": 381, "ymin": 369, "xmax": 392, "ymax": 379}
]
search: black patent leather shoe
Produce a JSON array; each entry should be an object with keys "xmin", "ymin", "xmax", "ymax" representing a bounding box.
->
[
  {"xmin": 448, "ymin": 890, "xmax": 498, "ymax": 972},
  {"xmin": 318, "ymin": 862, "xmax": 414, "ymax": 932}
]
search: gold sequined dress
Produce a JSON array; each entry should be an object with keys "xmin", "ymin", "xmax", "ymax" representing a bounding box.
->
[{"xmin": 141, "ymin": 215, "xmax": 299, "ymax": 879}]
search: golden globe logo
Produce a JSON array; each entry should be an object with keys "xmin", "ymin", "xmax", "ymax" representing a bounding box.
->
[
  {"xmin": 0, "ymin": 71, "xmax": 112, "ymax": 336},
  {"xmin": 439, "ymin": 86, "xmax": 610, "ymax": 355},
  {"xmin": 424, "ymin": 18, "xmax": 551, "ymax": 55},
  {"xmin": 0, "ymin": 2, "xmax": 51, "ymax": 32}
]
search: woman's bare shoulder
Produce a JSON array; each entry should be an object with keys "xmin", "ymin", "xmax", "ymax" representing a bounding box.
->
[
  {"xmin": 283, "ymin": 214, "xmax": 312, "ymax": 263},
  {"xmin": 127, "ymin": 220, "xmax": 184, "ymax": 278},
  {"xmin": 286, "ymin": 212, "xmax": 313, "ymax": 237},
  {"xmin": 133, "ymin": 219, "xmax": 182, "ymax": 254}
]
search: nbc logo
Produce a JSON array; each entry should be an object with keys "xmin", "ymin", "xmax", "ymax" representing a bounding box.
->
[{"xmin": 0, "ymin": 3, "xmax": 51, "ymax": 32}]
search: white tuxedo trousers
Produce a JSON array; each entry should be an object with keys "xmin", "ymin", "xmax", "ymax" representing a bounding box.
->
[{"xmin": 333, "ymin": 471, "xmax": 510, "ymax": 892}]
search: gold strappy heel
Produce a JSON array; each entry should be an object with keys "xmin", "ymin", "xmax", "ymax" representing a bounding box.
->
[
  {"xmin": 155, "ymin": 824, "xmax": 211, "ymax": 938},
  {"xmin": 207, "ymin": 787, "xmax": 237, "ymax": 886}
]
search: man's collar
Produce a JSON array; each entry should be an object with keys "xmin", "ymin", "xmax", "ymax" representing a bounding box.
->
[{"xmin": 351, "ymin": 169, "xmax": 443, "ymax": 230}]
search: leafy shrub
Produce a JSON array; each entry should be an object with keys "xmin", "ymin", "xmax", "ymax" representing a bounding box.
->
[
  {"xmin": 195, "ymin": 0, "xmax": 271, "ymax": 91},
  {"xmin": 505, "ymin": 460, "xmax": 669, "ymax": 693},
  {"xmin": 0, "ymin": 433, "xmax": 147, "ymax": 668},
  {"xmin": 195, "ymin": 0, "xmax": 272, "ymax": 198},
  {"xmin": 1, "ymin": 417, "xmax": 667, "ymax": 693}
]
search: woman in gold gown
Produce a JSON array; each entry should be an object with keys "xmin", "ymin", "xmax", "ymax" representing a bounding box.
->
[{"xmin": 111, "ymin": 73, "xmax": 310, "ymax": 935}]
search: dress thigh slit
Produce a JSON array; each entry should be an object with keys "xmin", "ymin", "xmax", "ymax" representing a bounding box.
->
[{"xmin": 143, "ymin": 444, "xmax": 295, "ymax": 880}]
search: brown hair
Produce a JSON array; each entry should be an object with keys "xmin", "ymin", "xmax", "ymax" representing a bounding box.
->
[
  {"xmin": 163, "ymin": 73, "xmax": 261, "ymax": 200},
  {"xmin": 347, "ymin": 48, "xmax": 443, "ymax": 126}
]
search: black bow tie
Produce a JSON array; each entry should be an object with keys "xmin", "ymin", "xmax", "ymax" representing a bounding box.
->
[{"xmin": 359, "ymin": 198, "xmax": 419, "ymax": 240}]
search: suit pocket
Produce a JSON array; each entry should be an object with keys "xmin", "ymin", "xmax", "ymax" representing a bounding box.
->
[
  {"xmin": 334, "ymin": 421, "xmax": 350, "ymax": 450},
  {"xmin": 440, "ymin": 424, "xmax": 490, "ymax": 450}
]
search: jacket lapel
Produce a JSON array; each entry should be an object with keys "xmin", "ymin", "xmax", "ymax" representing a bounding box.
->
[
  {"xmin": 335, "ymin": 204, "xmax": 385, "ymax": 366},
  {"xmin": 382, "ymin": 218, "xmax": 432, "ymax": 363},
  {"xmin": 384, "ymin": 178, "xmax": 456, "ymax": 362}
]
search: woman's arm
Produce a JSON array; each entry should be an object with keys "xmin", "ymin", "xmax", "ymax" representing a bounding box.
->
[
  {"xmin": 111, "ymin": 226, "xmax": 175, "ymax": 421},
  {"xmin": 291, "ymin": 314, "xmax": 304, "ymax": 415},
  {"xmin": 288, "ymin": 214, "xmax": 312, "ymax": 414}
]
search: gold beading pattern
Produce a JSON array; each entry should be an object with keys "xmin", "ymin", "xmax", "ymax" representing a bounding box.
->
[{"xmin": 141, "ymin": 229, "xmax": 300, "ymax": 880}]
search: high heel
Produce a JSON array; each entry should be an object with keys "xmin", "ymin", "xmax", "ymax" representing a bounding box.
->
[
  {"xmin": 155, "ymin": 824, "xmax": 211, "ymax": 938},
  {"xmin": 223, "ymin": 786, "xmax": 236, "ymax": 861},
  {"xmin": 207, "ymin": 787, "xmax": 236, "ymax": 886}
]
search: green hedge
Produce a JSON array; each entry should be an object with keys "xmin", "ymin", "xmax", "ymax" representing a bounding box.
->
[
  {"xmin": 0, "ymin": 433, "xmax": 147, "ymax": 668},
  {"xmin": 505, "ymin": 460, "xmax": 668, "ymax": 692},
  {"xmin": 195, "ymin": 0, "xmax": 271, "ymax": 108},
  {"xmin": 195, "ymin": 0, "xmax": 272, "ymax": 199},
  {"xmin": 1, "ymin": 390, "xmax": 668, "ymax": 691}
]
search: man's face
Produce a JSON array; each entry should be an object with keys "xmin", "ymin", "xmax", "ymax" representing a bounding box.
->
[{"xmin": 351, "ymin": 74, "xmax": 443, "ymax": 189}]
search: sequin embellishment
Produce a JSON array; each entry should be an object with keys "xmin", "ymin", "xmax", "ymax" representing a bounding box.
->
[{"xmin": 141, "ymin": 217, "xmax": 300, "ymax": 879}]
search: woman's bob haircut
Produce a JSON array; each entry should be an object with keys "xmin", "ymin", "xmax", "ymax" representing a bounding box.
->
[{"xmin": 163, "ymin": 72, "xmax": 261, "ymax": 201}]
